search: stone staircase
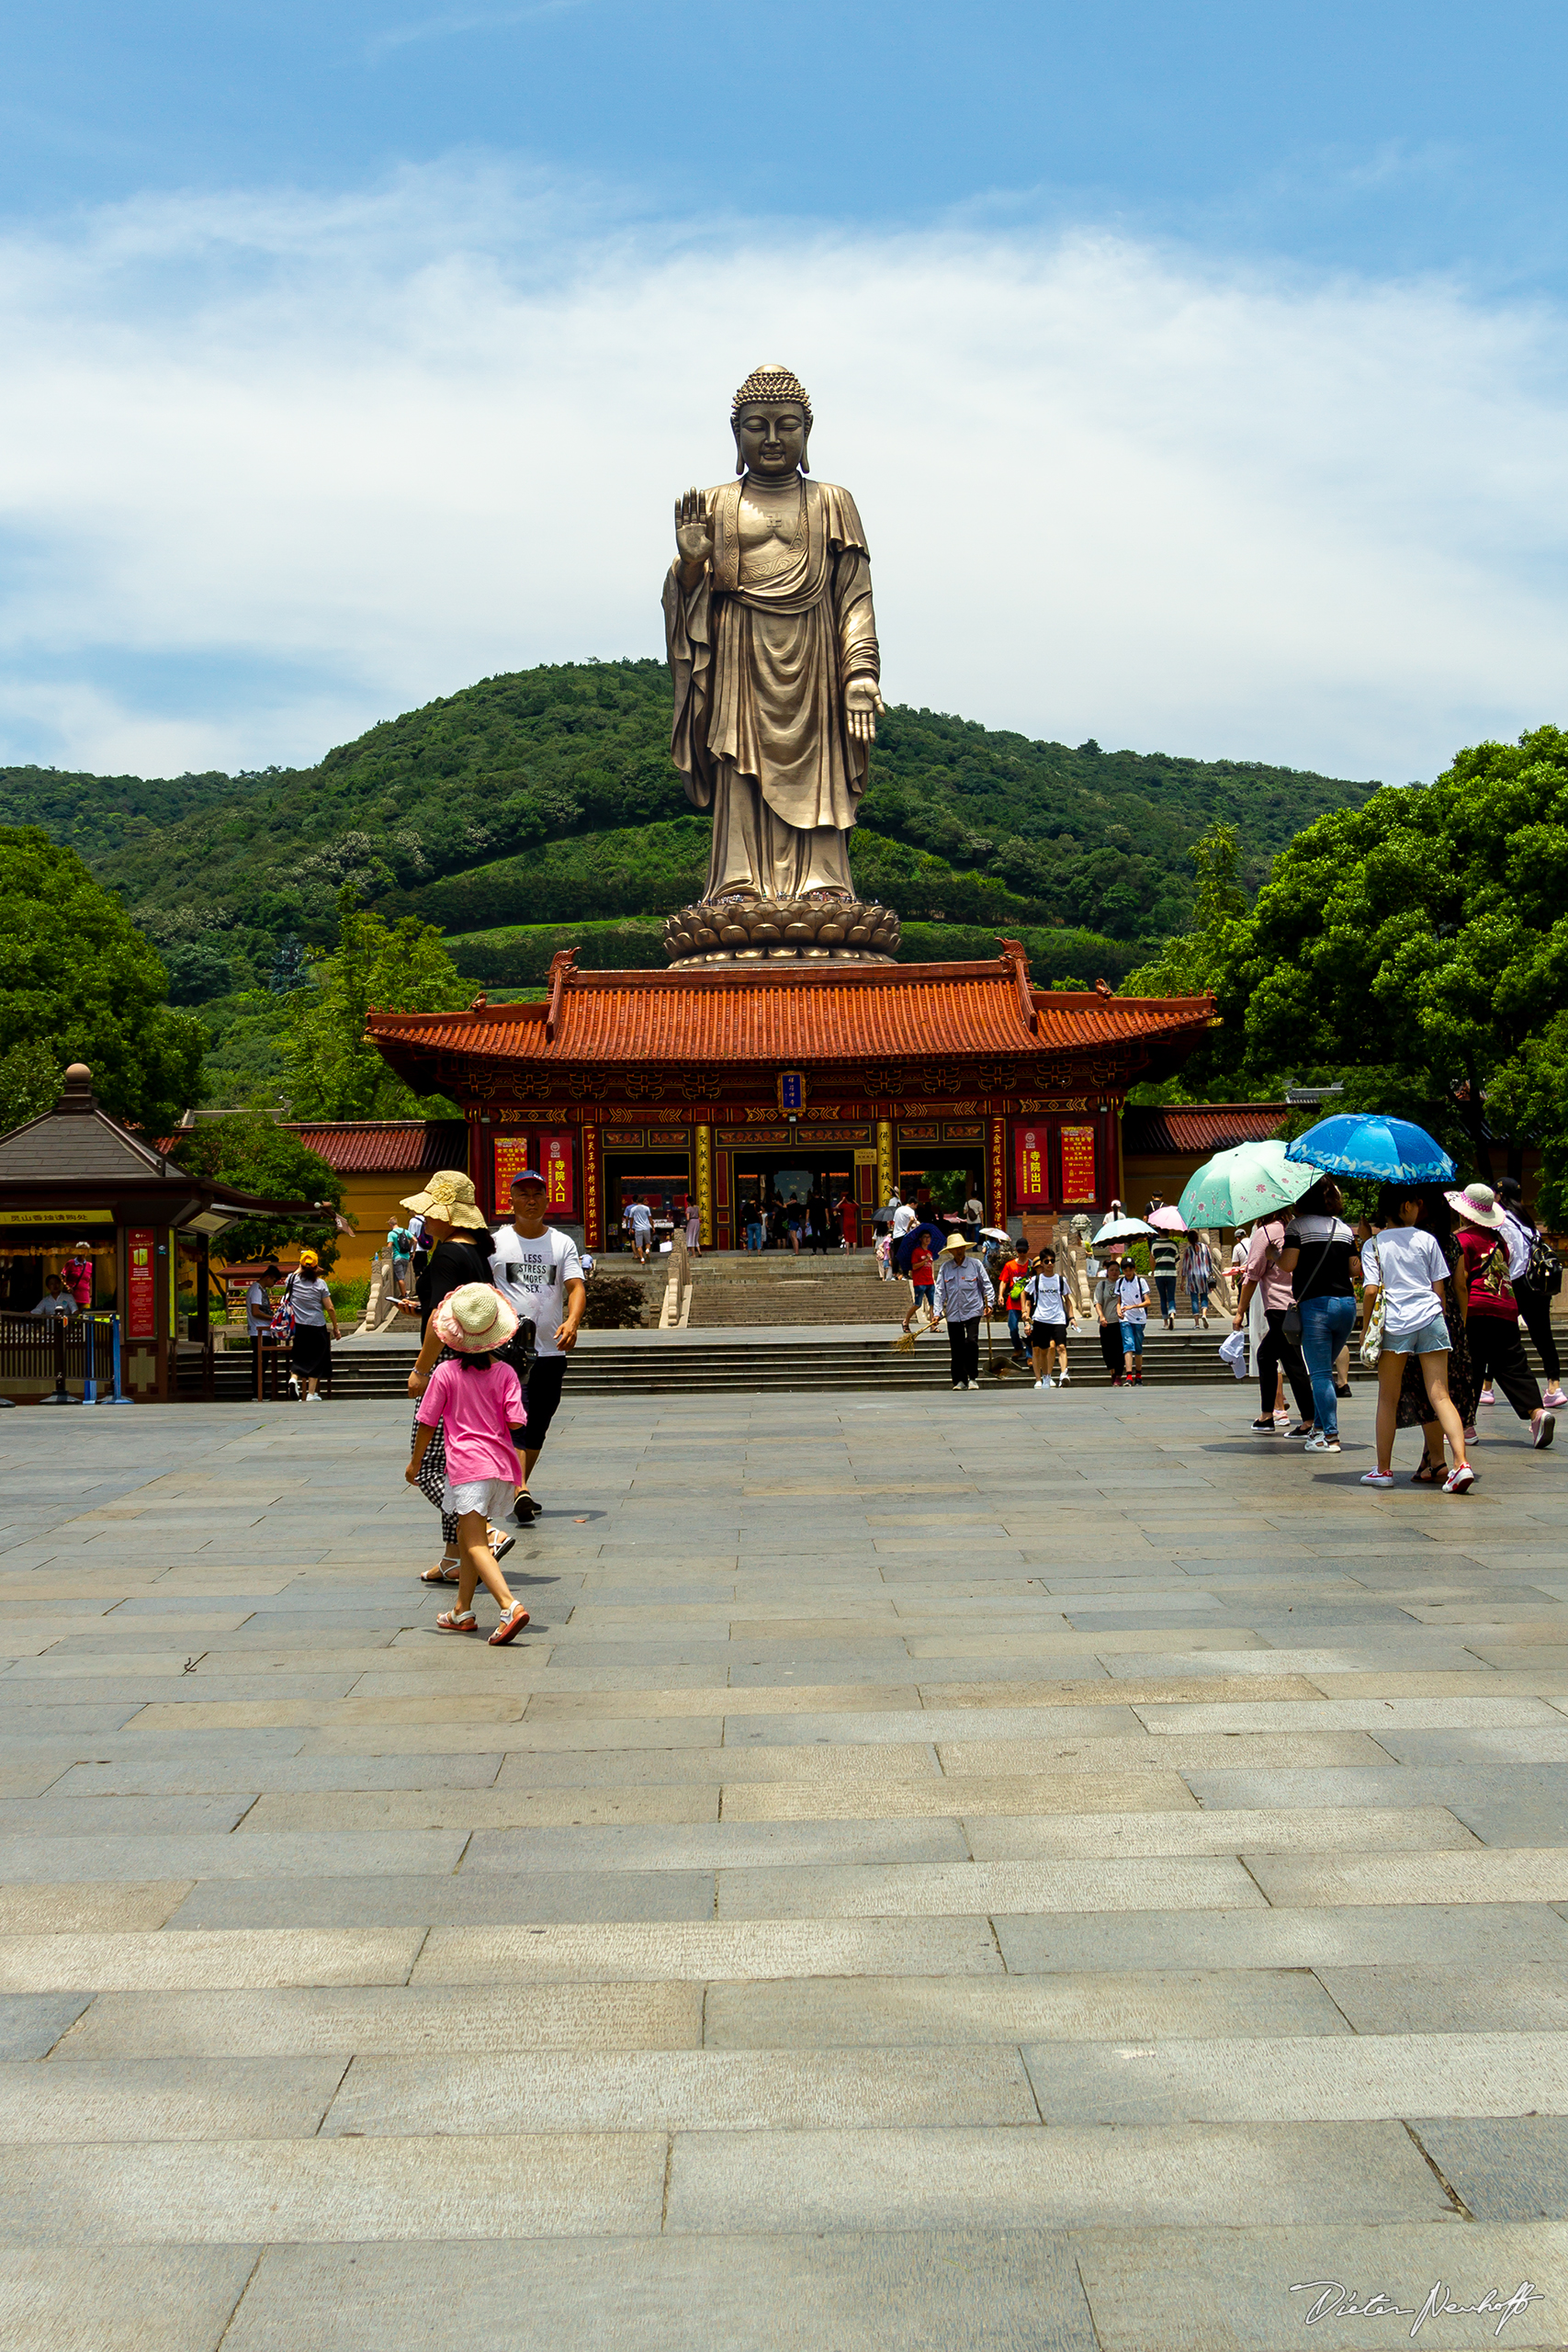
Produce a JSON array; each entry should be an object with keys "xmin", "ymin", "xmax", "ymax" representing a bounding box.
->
[
  {"xmin": 179, "ymin": 1321, "xmax": 1528, "ymax": 1402},
  {"xmin": 684, "ymin": 1249, "xmax": 899, "ymax": 1328}
]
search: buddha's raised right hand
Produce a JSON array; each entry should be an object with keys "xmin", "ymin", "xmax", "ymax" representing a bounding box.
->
[{"xmin": 674, "ymin": 487, "xmax": 713, "ymax": 575}]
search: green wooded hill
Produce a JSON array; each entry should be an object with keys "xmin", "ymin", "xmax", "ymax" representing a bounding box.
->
[{"xmin": 1, "ymin": 657, "xmax": 1378, "ymax": 1001}]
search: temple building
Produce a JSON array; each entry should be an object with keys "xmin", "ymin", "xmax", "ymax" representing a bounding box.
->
[{"xmin": 367, "ymin": 943, "xmax": 1217, "ymax": 1250}]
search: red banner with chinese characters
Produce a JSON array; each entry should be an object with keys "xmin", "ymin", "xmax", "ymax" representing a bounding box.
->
[
  {"xmin": 127, "ymin": 1227, "xmax": 156, "ymax": 1340},
  {"xmin": 493, "ymin": 1136, "xmax": 532, "ymax": 1208},
  {"xmin": 539, "ymin": 1132, "xmax": 575, "ymax": 1216},
  {"xmin": 1013, "ymin": 1125, "xmax": 1049, "ymax": 1206},
  {"xmin": 1060, "ymin": 1124, "xmax": 1097, "ymax": 1204}
]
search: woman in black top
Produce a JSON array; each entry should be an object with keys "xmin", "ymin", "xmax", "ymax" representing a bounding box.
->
[
  {"xmin": 1496, "ymin": 1175, "xmax": 1565, "ymax": 1406},
  {"xmin": 396, "ymin": 1170, "xmax": 512, "ymax": 1583}
]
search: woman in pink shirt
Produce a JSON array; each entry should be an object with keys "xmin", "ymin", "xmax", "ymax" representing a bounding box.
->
[{"xmin": 408, "ymin": 1283, "xmax": 532, "ymax": 1644}]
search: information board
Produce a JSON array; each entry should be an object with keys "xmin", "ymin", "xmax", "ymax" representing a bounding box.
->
[
  {"xmin": 493, "ymin": 1136, "xmax": 532, "ymax": 1203},
  {"xmin": 1060, "ymin": 1124, "xmax": 1097, "ymax": 1204},
  {"xmin": 127, "ymin": 1227, "xmax": 156, "ymax": 1340}
]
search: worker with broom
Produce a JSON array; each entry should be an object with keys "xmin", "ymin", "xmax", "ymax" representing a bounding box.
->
[{"xmin": 932, "ymin": 1232, "xmax": 996, "ymax": 1391}]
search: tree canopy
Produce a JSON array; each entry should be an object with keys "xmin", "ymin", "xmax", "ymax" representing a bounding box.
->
[
  {"xmin": 169, "ymin": 1113, "xmax": 344, "ymax": 1267},
  {"xmin": 0, "ymin": 828, "xmax": 202, "ymax": 1135},
  {"xmin": 284, "ymin": 885, "xmax": 467, "ymax": 1119},
  {"xmin": 1122, "ymin": 729, "xmax": 1568, "ymax": 1210}
]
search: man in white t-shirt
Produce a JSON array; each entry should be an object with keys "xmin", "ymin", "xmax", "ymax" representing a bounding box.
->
[{"xmin": 490, "ymin": 1168, "xmax": 586, "ymax": 1525}]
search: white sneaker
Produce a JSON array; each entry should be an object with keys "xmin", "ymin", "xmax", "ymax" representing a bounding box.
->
[
  {"xmin": 1057, "ymin": 1371, "xmax": 1070, "ymax": 1385},
  {"xmin": 1303, "ymin": 1433, "xmax": 1341, "ymax": 1453},
  {"xmin": 1034, "ymin": 1377, "xmax": 1053, "ymax": 1390},
  {"xmin": 1543, "ymin": 1385, "xmax": 1568, "ymax": 1411},
  {"xmin": 1532, "ymin": 1411, "xmax": 1556, "ymax": 1450},
  {"xmin": 1360, "ymin": 1468, "xmax": 1394, "ymax": 1487},
  {"xmin": 1478, "ymin": 1386, "xmax": 1495, "ymax": 1406},
  {"xmin": 964, "ymin": 1380, "xmax": 978, "ymax": 1391},
  {"xmin": 304, "ymin": 1392, "xmax": 321, "ymax": 1405}
]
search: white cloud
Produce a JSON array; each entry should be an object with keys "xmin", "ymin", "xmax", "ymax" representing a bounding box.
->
[{"xmin": 0, "ymin": 166, "xmax": 1565, "ymax": 783}]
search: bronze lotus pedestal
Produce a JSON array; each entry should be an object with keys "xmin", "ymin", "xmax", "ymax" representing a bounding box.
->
[{"xmin": 663, "ymin": 894, "xmax": 900, "ymax": 968}]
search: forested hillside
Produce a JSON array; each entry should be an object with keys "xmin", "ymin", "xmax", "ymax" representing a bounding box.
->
[{"xmin": 0, "ymin": 659, "xmax": 1378, "ymax": 1004}]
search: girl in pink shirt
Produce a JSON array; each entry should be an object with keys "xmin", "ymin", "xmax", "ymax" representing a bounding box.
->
[{"xmin": 408, "ymin": 1283, "xmax": 531, "ymax": 1645}]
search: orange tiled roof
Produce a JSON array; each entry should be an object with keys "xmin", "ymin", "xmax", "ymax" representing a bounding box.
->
[
  {"xmin": 1123, "ymin": 1103, "xmax": 1288, "ymax": 1155},
  {"xmin": 281, "ymin": 1121, "xmax": 469, "ymax": 1175},
  {"xmin": 366, "ymin": 953, "xmax": 1216, "ymax": 1069}
]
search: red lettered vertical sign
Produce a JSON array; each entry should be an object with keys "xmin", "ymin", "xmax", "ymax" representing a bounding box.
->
[
  {"xmin": 127, "ymin": 1227, "xmax": 156, "ymax": 1339},
  {"xmin": 1013, "ymin": 1125, "xmax": 1049, "ymax": 1206},
  {"xmin": 539, "ymin": 1132, "xmax": 575, "ymax": 1215},
  {"xmin": 1059, "ymin": 1125, "xmax": 1097, "ymax": 1204}
]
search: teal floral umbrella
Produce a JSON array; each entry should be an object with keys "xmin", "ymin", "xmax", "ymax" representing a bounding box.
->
[{"xmin": 1178, "ymin": 1141, "xmax": 1322, "ymax": 1230}]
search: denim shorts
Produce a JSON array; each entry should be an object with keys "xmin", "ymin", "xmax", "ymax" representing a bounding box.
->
[{"xmin": 1390, "ymin": 1313, "xmax": 1451, "ymax": 1357}]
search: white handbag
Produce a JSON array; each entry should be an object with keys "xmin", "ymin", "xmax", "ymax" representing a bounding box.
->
[{"xmin": 1359, "ymin": 1234, "xmax": 1385, "ymax": 1368}]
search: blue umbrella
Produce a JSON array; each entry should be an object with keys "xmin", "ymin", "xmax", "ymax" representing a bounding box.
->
[{"xmin": 1284, "ymin": 1114, "xmax": 1456, "ymax": 1184}]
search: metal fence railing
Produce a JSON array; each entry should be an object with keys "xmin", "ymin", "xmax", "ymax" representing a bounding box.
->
[{"xmin": 0, "ymin": 1313, "xmax": 124, "ymax": 1403}]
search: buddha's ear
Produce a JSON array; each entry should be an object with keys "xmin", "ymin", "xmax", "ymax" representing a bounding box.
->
[
  {"xmin": 732, "ymin": 419, "xmax": 745, "ymax": 477},
  {"xmin": 800, "ymin": 427, "xmax": 810, "ymax": 476}
]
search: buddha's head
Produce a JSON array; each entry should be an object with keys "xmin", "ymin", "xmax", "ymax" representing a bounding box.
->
[{"xmin": 731, "ymin": 363, "xmax": 811, "ymax": 478}]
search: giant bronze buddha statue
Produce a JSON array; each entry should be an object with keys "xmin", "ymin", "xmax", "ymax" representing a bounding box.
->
[{"xmin": 660, "ymin": 365, "xmax": 900, "ymax": 966}]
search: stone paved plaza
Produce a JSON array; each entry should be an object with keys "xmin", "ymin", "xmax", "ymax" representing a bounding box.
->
[{"xmin": 1, "ymin": 1383, "xmax": 1567, "ymax": 2348}]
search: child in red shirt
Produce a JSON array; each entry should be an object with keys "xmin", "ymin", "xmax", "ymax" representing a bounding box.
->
[{"xmin": 903, "ymin": 1238, "xmax": 937, "ymax": 1333}]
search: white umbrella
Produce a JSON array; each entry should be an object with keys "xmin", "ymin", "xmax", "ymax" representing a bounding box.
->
[{"xmin": 1093, "ymin": 1216, "xmax": 1156, "ymax": 1242}]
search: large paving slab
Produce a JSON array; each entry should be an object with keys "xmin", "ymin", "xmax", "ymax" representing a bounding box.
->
[{"xmin": 1, "ymin": 1384, "xmax": 1566, "ymax": 2343}]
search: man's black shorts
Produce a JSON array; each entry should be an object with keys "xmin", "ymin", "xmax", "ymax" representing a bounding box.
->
[
  {"xmin": 520, "ymin": 1354, "xmax": 568, "ymax": 1449},
  {"xmin": 1030, "ymin": 1320, "xmax": 1068, "ymax": 1348}
]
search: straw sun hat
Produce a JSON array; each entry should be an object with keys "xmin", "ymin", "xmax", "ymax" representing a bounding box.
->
[
  {"xmin": 1445, "ymin": 1181, "xmax": 1509, "ymax": 1232},
  {"xmin": 941, "ymin": 1232, "xmax": 971, "ymax": 1252},
  {"xmin": 400, "ymin": 1169, "xmax": 486, "ymax": 1228},
  {"xmin": 430, "ymin": 1282, "xmax": 519, "ymax": 1355}
]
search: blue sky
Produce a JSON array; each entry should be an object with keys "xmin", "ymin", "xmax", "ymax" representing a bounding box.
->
[{"xmin": 1, "ymin": 1, "xmax": 1565, "ymax": 781}]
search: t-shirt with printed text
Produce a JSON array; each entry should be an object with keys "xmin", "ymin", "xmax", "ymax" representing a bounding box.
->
[{"xmin": 490, "ymin": 1224, "xmax": 585, "ymax": 1360}]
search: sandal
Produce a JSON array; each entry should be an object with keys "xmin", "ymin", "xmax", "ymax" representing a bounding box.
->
[
  {"xmin": 1411, "ymin": 1457, "xmax": 1442, "ymax": 1485},
  {"xmin": 435, "ymin": 1608, "xmax": 479, "ymax": 1634},
  {"xmin": 488, "ymin": 1601, "xmax": 530, "ymax": 1646},
  {"xmin": 420, "ymin": 1556, "xmax": 460, "ymax": 1584},
  {"xmin": 488, "ymin": 1527, "xmax": 516, "ymax": 1563}
]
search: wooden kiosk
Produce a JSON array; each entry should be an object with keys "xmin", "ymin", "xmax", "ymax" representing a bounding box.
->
[{"xmin": 0, "ymin": 1064, "xmax": 322, "ymax": 1403}]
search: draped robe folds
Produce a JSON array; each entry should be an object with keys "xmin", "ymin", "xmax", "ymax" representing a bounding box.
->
[{"xmin": 662, "ymin": 477, "xmax": 881, "ymax": 902}]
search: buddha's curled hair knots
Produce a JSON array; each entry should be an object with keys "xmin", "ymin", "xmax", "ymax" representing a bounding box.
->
[{"xmin": 731, "ymin": 365, "xmax": 812, "ymax": 424}]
